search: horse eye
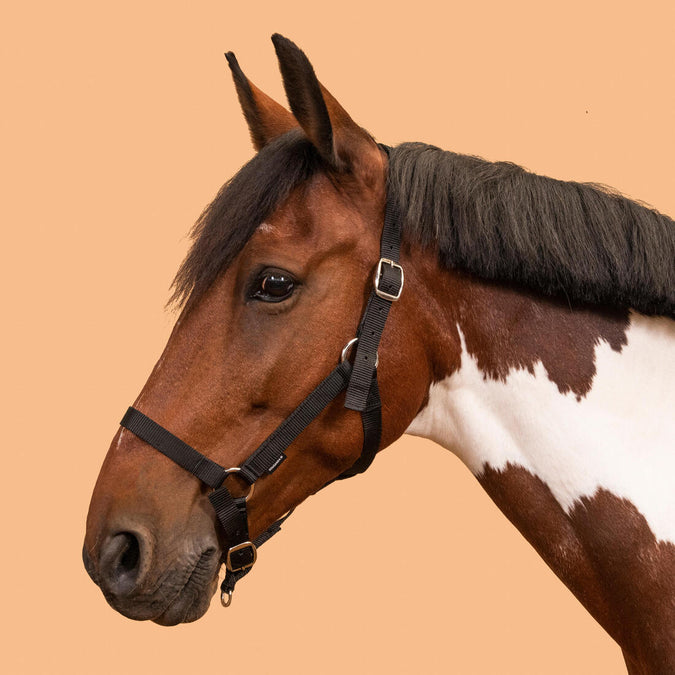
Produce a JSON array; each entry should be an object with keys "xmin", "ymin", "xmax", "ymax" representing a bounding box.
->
[{"xmin": 253, "ymin": 271, "xmax": 296, "ymax": 303}]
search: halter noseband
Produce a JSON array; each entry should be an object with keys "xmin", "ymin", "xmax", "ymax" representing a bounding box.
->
[{"xmin": 119, "ymin": 147, "xmax": 403, "ymax": 606}]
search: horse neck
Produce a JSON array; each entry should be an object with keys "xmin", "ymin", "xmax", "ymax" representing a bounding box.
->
[
  {"xmin": 406, "ymin": 267, "xmax": 675, "ymax": 543},
  {"xmin": 404, "ymin": 265, "xmax": 675, "ymax": 663}
]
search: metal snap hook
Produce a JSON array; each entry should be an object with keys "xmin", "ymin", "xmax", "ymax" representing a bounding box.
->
[{"xmin": 221, "ymin": 589, "xmax": 233, "ymax": 607}]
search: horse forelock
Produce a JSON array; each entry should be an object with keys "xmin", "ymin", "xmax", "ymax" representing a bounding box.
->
[{"xmin": 170, "ymin": 130, "xmax": 324, "ymax": 311}]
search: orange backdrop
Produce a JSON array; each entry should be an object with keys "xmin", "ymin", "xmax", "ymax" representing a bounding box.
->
[{"xmin": 3, "ymin": 1, "xmax": 673, "ymax": 673}]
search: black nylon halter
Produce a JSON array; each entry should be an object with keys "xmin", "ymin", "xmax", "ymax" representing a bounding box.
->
[{"xmin": 120, "ymin": 147, "xmax": 403, "ymax": 606}]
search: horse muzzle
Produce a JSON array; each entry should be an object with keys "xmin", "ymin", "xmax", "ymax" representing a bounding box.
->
[{"xmin": 82, "ymin": 528, "xmax": 221, "ymax": 624}]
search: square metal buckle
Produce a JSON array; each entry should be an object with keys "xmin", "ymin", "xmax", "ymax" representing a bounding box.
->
[
  {"xmin": 226, "ymin": 541, "xmax": 258, "ymax": 572},
  {"xmin": 374, "ymin": 258, "xmax": 404, "ymax": 301}
]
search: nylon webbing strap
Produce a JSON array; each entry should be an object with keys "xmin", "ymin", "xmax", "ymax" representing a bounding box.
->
[
  {"xmin": 238, "ymin": 360, "xmax": 353, "ymax": 483},
  {"xmin": 209, "ymin": 488, "xmax": 249, "ymax": 543},
  {"xmin": 338, "ymin": 375, "xmax": 381, "ymax": 479},
  {"xmin": 380, "ymin": 192, "xmax": 403, "ymax": 263},
  {"xmin": 120, "ymin": 407, "xmax": 228, "ymax": 489},
  {"xmin": 344, "ymin": 191, "xmax": 403, "ymax": 411}
]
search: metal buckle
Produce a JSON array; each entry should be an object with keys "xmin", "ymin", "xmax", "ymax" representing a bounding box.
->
[
  {"xmin": 226, "ymin": 541, "xmax": 258, "ymax": 572},
  {"xmin": 374, "ymin": 258, "xmax": 404, "ymax": 301}
]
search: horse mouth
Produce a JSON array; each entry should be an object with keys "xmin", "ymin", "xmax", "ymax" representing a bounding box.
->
[{"xmin": 151, "ymin": 548, "xmax": 221, "ymax": 626}]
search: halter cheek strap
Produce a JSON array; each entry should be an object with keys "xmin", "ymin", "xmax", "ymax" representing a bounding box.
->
[{"xmin": 120, "ymin": 145, "xmax": 403, "ymax": 606}]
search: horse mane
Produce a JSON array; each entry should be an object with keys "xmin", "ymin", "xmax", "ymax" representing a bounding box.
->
[
  {"xmin": 388, "ymin": 142, "xmax": 675, "ymax": 317},
  {"xmin": 172, "ymin": 133, "xmax": 674, "ymax": 318}
]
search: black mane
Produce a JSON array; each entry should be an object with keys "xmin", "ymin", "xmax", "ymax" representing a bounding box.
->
[
  {"xmin": 389, "ymin": 142, "xmax": 674, "ymax": 317},
  {"xmin": 172, "ymin": 134, "xmax": 674, "ymax": 318}
]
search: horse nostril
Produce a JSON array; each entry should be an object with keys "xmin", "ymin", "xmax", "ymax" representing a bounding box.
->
[
  {"xmin": 99, "ymin": 531, "xmax": 146, "ymax": 597},
  {"xmin": 120, "ymin": 535, "xmax": 140, "ymax": 571}
]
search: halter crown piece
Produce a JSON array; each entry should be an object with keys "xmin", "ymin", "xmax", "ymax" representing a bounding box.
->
[{"xmin": 119, "ymin": 146, "xmax": 403, "ymax": 606}]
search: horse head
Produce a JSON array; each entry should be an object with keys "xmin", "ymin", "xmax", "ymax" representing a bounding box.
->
[{"xmin": 83, "ymin": 35, "xmax": 432, "ymax": 625}]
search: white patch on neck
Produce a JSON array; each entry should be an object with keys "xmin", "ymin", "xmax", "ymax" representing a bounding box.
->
[{"xmin": 406, "ymin": 312, "xmax": 675, "ymax": 544}]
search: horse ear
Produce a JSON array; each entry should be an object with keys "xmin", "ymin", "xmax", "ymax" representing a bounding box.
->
[
  {"xmin": 271, "ymin": 34, "xmax": 380, "ymax": 174},
  {"xmin": 225, "ymin": 52, "xmax": 298, "ymax": 151}
]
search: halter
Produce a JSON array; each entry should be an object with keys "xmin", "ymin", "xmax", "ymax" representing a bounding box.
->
[{"xmin": 119, "ymin": 147, "xmax": 403, "ymax": 606}]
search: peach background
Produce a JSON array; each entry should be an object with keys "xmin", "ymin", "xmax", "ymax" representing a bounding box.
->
[{"xmin": 2, "ymin": 1, "xmax": 673, "ymax": 673}]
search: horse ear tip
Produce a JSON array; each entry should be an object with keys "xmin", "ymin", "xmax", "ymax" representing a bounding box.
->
[
  {"xmin": 271, "ymin": 33, "xmax": 296, "ymax": 54},
  {"xmin": 226, "ymin": 52, "xmax": 248, "ymax": 85}
]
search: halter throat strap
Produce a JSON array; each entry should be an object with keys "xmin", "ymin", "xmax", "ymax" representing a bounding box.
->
[{"xmin": 119, "ymin": 146, "xmax": 403, "ymax": 605}]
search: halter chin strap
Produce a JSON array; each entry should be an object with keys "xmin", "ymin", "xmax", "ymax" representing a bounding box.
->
[{"xmin": 120, "ymin": 145, "xmax": 403, "ymax": 606}]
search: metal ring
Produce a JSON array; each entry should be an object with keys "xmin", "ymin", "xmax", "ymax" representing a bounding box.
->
[
  {"xmin": 341, "ymin": 337, "xmax": 359, "ymax": 363},
  {"xmin": 340, "ymin": 337, "xmax": 379, "ymax": 368},
  {"xmin": 223, "ymin": 467, "xmax": 255, "ymax": 502}
]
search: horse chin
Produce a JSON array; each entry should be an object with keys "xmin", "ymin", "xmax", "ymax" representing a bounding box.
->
[{"xmin": 152, "ymin": 571, "xmax": 220, "ymax": 626}]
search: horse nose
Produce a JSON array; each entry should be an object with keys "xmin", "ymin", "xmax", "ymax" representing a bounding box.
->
[{"xmin": 98, "ymin": 529, "xmax": 150, "ymax": 597}]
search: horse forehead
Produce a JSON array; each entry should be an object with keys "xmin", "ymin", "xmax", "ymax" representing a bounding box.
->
[{"xmin": 252, "ymin": 185, "xmax": 376, "ymax": 251}]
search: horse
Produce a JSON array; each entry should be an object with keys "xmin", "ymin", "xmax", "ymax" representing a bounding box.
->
[{"xmin": 83, "ymin": 34, "xmax": 675, "ymax": 673}]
